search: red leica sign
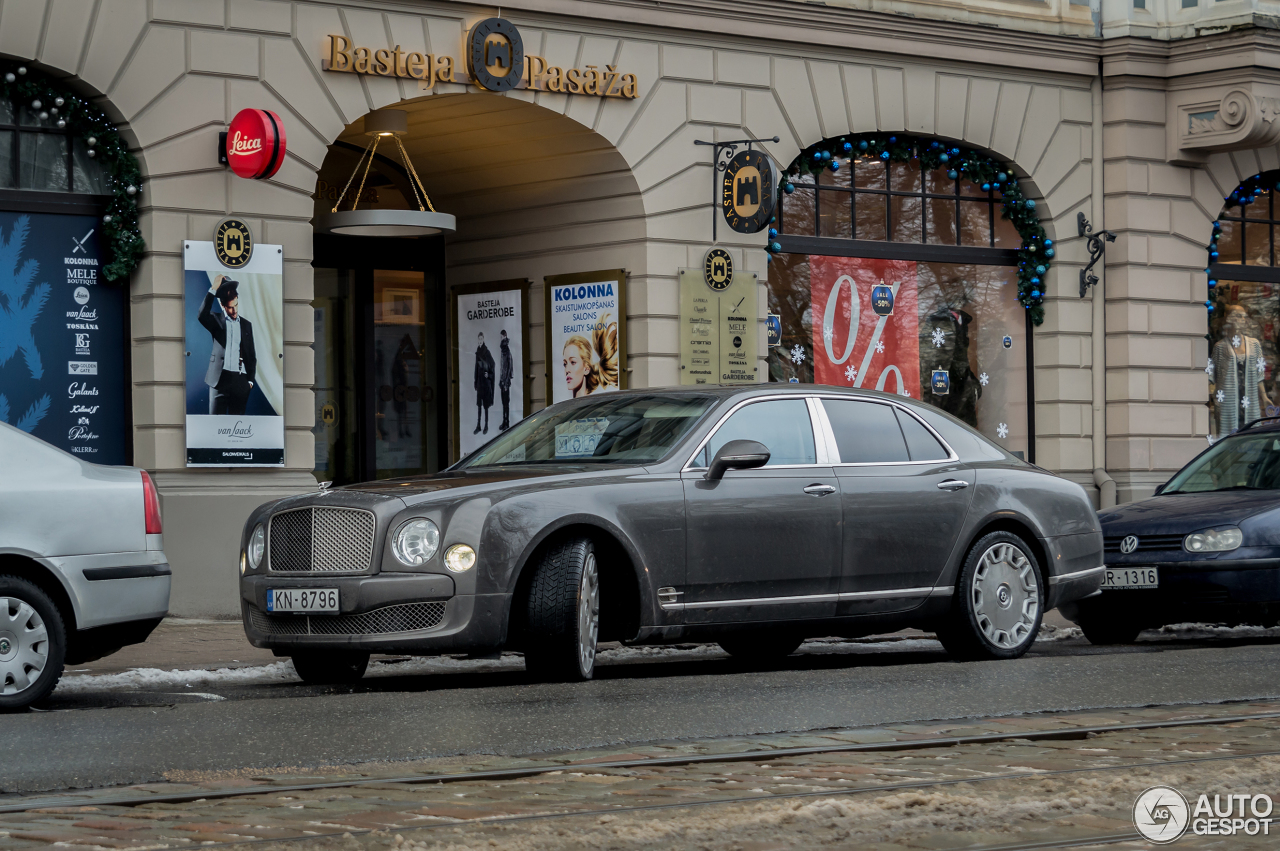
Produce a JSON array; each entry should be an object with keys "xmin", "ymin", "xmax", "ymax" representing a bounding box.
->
[{"xmin": 223, "ymin": 108, "xmax": 286, "ymax": 180}]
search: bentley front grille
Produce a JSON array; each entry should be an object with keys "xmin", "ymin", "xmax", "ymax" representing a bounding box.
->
[
  {"xmin": 268, "ymin": 507, "xmax": 376, "ymax": 573},
  {"xmin": 248, "ymin": 601, "xmax": 447, "ymax": 636}
]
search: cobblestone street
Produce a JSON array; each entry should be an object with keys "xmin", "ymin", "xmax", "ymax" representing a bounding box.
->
[{"xmin": 4, "ymin": 700, "xmax": 1277, "ymax": 850}]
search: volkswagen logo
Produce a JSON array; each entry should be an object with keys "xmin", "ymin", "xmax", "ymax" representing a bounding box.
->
[{"xmin": 1120, "ymin": 535, "xmax": 1139, "ymax": 555}]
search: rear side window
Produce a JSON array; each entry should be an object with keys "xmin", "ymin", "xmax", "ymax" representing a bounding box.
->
[
  {"xmin": 699, "ymin": 399, "xmax": 817, "ymax": 466},
  {"xmin": 895, "ymin": 409, "xmax": 949, "ymax": 461},
  {"xmin": 821, "ymin": 399, "xmax": 908, "ymax": 463}
]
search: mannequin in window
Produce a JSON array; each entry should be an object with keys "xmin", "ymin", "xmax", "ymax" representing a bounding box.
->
[{"xmin": 1211, "ymin": 304, "xmax": 1271, "ymax": 435}]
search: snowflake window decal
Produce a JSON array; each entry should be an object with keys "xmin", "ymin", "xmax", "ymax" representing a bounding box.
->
[
  {"xmin": 1206, "ymin": 361, "xmax": 1215, "ymax": 378},
  {"xmin": 1260, "ymin": 357, "xmax": 1267, "ymax": 372},
  {"xmin": 844, "ymin": 364, "xmax": 857, "ymax": 383},
  {"xmin": 790, "ymin": 344, "xmax": 805, "ymax": 365},
  {"xmin": 979, "ymin": 372, "xmax": 989, "ymax": 387},
  {"xmin": 996, "ymin": 423, "xmax": 1009, "ymax": 439},
  {"xmin": 1216, "ymin": 390, "xmax": 1225, "ymax": 403},
  {"xmin": 875, "ymin": 340, "xmax": 885, "ymax": 354},
  {"xmin": 931, "ymin": 328, "xmax": 946, "ymax": 348},
  {"xmin": 1233, "ymin": 334, "xmax": 1242, "ymax": 349},
  {"xmin": 1242, "ymin": 396, "xmax": 1251, "ymax": 410}
]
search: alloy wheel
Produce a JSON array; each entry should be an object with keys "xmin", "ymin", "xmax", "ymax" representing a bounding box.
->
[
  {"xmin": 970, "ymin": 542, "xmax": 1039, "ymax": 650},
  {"xmin": 577, "ymin": 552, "xmax": 600, "ymax": 675},
  {"xmin": 0, "ymin": 597, "xmax": 49, "ymax": 696}
]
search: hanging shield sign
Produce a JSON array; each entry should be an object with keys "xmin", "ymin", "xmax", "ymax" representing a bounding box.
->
[
  {"xmin": 721, "ymin": 150, "xmax": 777, "ymax": 234},
  {"xmin": 931, "ymin": 368, "xmax": 950, "ymax": 395}
]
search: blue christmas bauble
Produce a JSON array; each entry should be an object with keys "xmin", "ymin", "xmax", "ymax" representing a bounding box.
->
[
  {"xmin": 1025, "ymin": 199, "xmax": 1036, "ymax": 209},
  {"xmin": 998, "ymin": 172, "xmax": 1008, "ymax": 182},
  {"xmin": 1031, "ymin": 290, "xmax": 1040, "ymax": 298},
  {"xmin": 1206, "ymin": 301, "xmax": 1214, "ymax": 310},
  {"xmin": 950, "ymin": 148, "xmax": 959, "ymax": 154},
  {"xmin": 842, "ymin": 142, "xmax": 852, "ymax": 153},
  {"xmin": 813, "ymin": 151, "xmax": 823, "ymax": 161},
  {"xmin": 1035, "ymin": 265, "xmax": 1046, "ymax": 274},
  {"xmin": 1210, "ymin": 250, "xmax": 1219, "ymax": 259},
  {"xmin": 982, "ymin": 183, "xmax": 991, "ymax": 191},
  {"xmin": 1031, "ymin": 277, "xmax": 1040, "ymax": 285},
  {"xmin": 880, "ymin": 152, "xmax": 889, "ymax": 160},
  {"xmin": 784, "ymin": 183, "xmax": 795, "ymax": 194},
  {"xmin": 889, "ymin": 136, "xmax": 897, "ymax": 143},
  {"xmin": 1044, "ymin": 239, "xmax": 1053, "ymax": 247},
  {"xmin": 1209, "ymin": 279, "xmax": 1217, "ymax": 288},
  {"xmin": 859, "ymin": 141, "xmax": 868, "ymax": 150},
  {"xmin": 768, "ymin": 228, "xmax": 778, "ymax": 238},
  {"xmin": 939, "ymin": 154, "xmax": 949, "ymax": 163},
  {"xmin": 830, "ymin": 160, "xmax": 840, "ymax": 171},
  {"xmin": 821, "ymin": 150, "xmax": 831, "ymax": 161},
  {"xmin": 1044, "ymin": 248, "xmax": 1054, "ymax": 258},
  {"xmin": 770, "ymin": 242, "xmax": 781, "ymax": 252}
]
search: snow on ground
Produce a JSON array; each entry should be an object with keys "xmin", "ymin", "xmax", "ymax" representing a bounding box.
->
[{"xmin": 51, "ymin": 622, "xmax": 1278, "ymax": 695}]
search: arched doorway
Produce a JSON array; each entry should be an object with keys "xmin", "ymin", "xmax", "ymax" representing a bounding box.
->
[
  {"xmin": 770, "ymin": 133, "xmax": 1047, "ymax": 461},
  {"xmin": 309, "ymin": 94, "xmax": 646, "ymax": 484},
  {"xmin": 1206, "ymin": 171, "xmax": 1280, "ymax": 437}
]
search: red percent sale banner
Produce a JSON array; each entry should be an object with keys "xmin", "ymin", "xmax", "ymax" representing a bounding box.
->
[{"xmin": 810, "ymin": 256, "xmax": 920, "ymax": 396}]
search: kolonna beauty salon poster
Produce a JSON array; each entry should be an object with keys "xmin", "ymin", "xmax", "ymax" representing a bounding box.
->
[
  {"xmin": 545, "ymin": 271, "xmax": 624, "ymax": 405},
  {"xmin": 183, "ymin": 241, "xmax": 285, "ymax": 466}
]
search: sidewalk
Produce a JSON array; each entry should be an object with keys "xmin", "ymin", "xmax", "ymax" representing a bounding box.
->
[{"xmin": 69, "ymin": 611, "xmax": 1080, "ymax": 677}]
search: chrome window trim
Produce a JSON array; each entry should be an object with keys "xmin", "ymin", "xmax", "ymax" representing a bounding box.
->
[
  {"xmin": 813, "ymin": 395, "xmax": 960, "ymax": 467},
  {"xmin": 682, "ymin": 394, "xmax": 827, "ymax": 472},
  {"xmin": 266, "ymin": 505, "xmax": 378, "ymax": 575},
  {"xmin": 659, "ymin": 585, "xmax": 955, "ymax": 611},
  {"xmin": 1048, "ymin": 565, "xmax": 1105, "ymax": 586}
]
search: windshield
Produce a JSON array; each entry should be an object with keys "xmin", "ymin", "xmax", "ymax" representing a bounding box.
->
[
  {"xmin": 460, "ymin": 394, "xmax": 715, "ymax": 468},
  {"xmin": 1163, "ymin": 431, "xmax": 1280, "ymax": 494}
]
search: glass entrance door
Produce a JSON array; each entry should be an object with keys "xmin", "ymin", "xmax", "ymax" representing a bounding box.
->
[{"xmin": 312, "ymin": 267, "xmax": 445, "ymax": 485}]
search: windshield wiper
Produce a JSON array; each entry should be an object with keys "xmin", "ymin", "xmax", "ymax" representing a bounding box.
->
[{"xmin": 1165, "ymin": 484, "xmax": 1268, "ymax": 495}]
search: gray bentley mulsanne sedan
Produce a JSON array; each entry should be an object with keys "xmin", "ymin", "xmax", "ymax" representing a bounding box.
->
[{"xmin": 238, "ymin": 386, "xmax": 1104, "ymax": 683}]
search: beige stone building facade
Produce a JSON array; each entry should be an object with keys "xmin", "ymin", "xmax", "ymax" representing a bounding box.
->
[{"xmin": 1, "ymin": 0, "xmax": 1277, "ymax": 615}]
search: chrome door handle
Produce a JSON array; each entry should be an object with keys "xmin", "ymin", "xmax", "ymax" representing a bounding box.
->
[
  {"xmin": 803, "ymin": 484, "xmax": 837, "ymax": 497},
  {"xmin": 937, "ymin": 479, "xmax": 970, "ymax": 491}
]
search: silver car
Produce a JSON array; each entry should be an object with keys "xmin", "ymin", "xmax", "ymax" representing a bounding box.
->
[{"xmin": 0, "ymin": 422, "xmax": 170, "ymax": 710}]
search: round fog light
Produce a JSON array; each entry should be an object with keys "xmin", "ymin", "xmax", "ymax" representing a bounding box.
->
[
  {"xmin": 393, "ymin": 518, "xmax": 440, "ymax": 566},
  {"xmin": 445, "ymin": 544, "xmax": 476, "ymax": 573}
]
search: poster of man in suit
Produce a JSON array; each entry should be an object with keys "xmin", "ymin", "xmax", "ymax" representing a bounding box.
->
[
  {"xmin": 183, "ymin": 241, "xmax": 285, "ymax": 466},
  {"xmin": 454, "ymin": 284, "xmax": 524, "ymax": 458}
]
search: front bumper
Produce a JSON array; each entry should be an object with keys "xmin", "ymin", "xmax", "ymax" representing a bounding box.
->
[
  {"xmin": 239, "ymin": 572, "xmax": 509, "ymax": 654},
  {"xmin": 1069, "ymin": 558, "xmax": 1280, "ymax": 623},
  {"xmin": 1046, "ymin": 565, "xmax": 1105, "ymax": 610}
]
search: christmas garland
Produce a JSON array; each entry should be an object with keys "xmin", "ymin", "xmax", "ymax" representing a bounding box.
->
[
  {"xmin": 768, "ymin": 134, "xmax": 1052, "ymax": 326},
  {"xmin": 0, "ymin": 62, "xmax": 144, "ymax": 282},
  {"xmin": 1202, "ymin": 173, "xmax": 1278, "ymax": 314}
]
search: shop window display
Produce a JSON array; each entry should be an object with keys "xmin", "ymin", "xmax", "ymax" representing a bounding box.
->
[
  {"xmin": 770, "ymin": 142, "xmax": 1030, "ymax": 459},
  {"xmin": 1207, "ymin": 178, "xmax": 1280, "ymax": 438}
]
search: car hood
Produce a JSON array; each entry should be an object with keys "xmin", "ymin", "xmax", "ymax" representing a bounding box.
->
[
  {"xmin": 1099, "ymin": 490, "xmax": 1280, "ymax": 533},
  {"xmin": 338, "ymin": 464, "xmax": 646, "ymax": 498}
]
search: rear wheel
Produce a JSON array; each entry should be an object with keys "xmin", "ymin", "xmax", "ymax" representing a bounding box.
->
[
  {"xmin": 291, "ymin": 650, "xmax": 369, "ymax": 684},
  {"xmin": 937, "ymin": 532, "xmax": 1043, "ymax": 661},
  {"xmin": 524, "ymin": 537, "xmax": 600, "ymax": 681},
  {"xmin": 718, "ymin": 631, "xmax": 805, "ymax": 659},
  {"xmin": 0, "ymin": 576, "xmax": 66, "ymax": 712}
]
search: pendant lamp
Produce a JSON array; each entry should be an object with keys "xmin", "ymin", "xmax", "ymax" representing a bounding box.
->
[{"xmin": 315, "ymin": 109, "xmax": 455, "ymax": 237}]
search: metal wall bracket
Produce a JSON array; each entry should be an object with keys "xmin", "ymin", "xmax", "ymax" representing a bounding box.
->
[
  {"xmin": 694, "ymin": 136, "xmax": 779, "ymax": 242},
  {"xmin": 1078, "ymin": 211, "xmax": 1116, "ymax": 298}
]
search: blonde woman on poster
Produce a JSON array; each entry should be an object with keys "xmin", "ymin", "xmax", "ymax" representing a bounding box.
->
[{"xmin": 562, "ymin": 314, "xmax": 618, "ymax": 398}]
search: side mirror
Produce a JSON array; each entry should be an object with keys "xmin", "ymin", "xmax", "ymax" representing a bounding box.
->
[{"xmin": 705, "ymin": 439, "xmax": 770, "ymax": 481}]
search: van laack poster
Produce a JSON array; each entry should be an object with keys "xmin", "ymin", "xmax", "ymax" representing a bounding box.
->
[{"xmin": 810, "ymin": 256, "xmax": 919, "ymax": 396}]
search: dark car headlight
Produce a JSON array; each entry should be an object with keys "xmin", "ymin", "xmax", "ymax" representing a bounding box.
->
[
  {"xmin": 247, "ymin": 523, "xmax": 266, "ymax": 570},
  {"xmin": 393, "ymin": 519, "xmax": 441, "ymax": 566},
  {"xmin": 1184, "ymin": 527, "xmax": 1242, "ymax": 553}
]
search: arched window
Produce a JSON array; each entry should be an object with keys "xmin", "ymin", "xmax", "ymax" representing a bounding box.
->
[
  {"xmin": 1207, "ymin": 172, "xmax": 1280, "ymax": 437},
  {"xmin": 769, "ymin": 133, "xmax": 1034, "ymax": 460},
  {"xmin": 0, "ymin": 98, "xmax": 105, "ymax": 195}
]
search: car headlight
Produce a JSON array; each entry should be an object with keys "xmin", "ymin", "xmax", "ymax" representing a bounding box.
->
[
  {"xmin": 445, "ymin": 544, "xmax": 476, "ymax": 573},
  {"xmin": 1184, "ymin": 527, "xmax": 1243, "ymax": 553},
  {"xmin": 393, "ymin": 518, "xmax": 441, "ymax": 566},
  {"xmin": 247, "ymin": 524, "xmax": 265, "ymax": 569}
]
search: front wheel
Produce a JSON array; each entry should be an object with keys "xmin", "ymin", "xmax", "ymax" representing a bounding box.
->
[
  {"xmin": 936, "ymin": 532, "xmax": 1043, "ymax": 661},
  {"xmin": 291, "ymin": 650, "xmax": 369, "ymax": 684},
  {"xmin": 523, "ymin": 537, "xmax": 600, "ymax": 681},
  {"xmin": 0, "ymin": 576, "xmax": 67, "ymax": 712}
]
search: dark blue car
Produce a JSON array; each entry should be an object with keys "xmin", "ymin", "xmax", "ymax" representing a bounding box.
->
[{"xmin": 1063, "ymin": 420, "xmax": 1280, "ymax": 643}]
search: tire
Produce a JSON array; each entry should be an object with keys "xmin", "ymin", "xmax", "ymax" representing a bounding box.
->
[
  {"xmin": 0, "ymin": 575, "xmax": 67, "ymax": 712},
  {"xmin": 523, "ymin": 536, "xmax": 600, "ymax": 681},
  {"xmin": 1077, "ymin": 618, "xmax": 1142, "ymax": 645},
  {"xmin": 718, "ymin": 631, "xmax": 805, "ymax": 659},
  {"xmin": 291, "ymin": 650, "xmax": 369, "ymax": 684},
  {"xmin": 936, "ymin": 531, "xmax": 1044, "ymax": 661}
]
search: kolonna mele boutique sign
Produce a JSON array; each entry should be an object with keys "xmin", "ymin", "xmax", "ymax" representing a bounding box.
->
[{"xmin": 323, "ymin": 17, "xmax": 639, "ymax": 99}]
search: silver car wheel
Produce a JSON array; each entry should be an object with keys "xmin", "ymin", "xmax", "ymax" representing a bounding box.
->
[
  {"xmin": 970, "ymin": 542, "xmax": 1039, "ymax": 650},
  {"xmin": 577, "ymin": 552, "xmax": 600, "ymax": 676},
  {"xmin": 0, "ymin": 597, "xmax": 49, "ymax": 696}
]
